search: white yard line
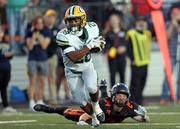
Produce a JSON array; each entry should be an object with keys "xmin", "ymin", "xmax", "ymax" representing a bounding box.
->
[
  {"xmin": 104, "ymin": 123, "xmax": 180, "ymax": 126},
  {"xmin": 13, "ymin": 124, "xmax": 58, "ymax": 126},
  {"xmin": 149, "ymin": 112, "xmax": 180, "ymax": 115},
  {"xmin": 0, "ymin": 120, "xmax": 37, "ymax": 124},
  {"xmin": 0, "ymin": 113, "xmax": 53, "ymax": 116},
  {"xmin": 144, "ymin": 106, "xmax": 160, "ymax": 109}
]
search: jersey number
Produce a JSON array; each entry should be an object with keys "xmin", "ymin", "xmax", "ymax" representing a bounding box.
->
[
  {"xmin": 75, "ymin": 53, "xmax": 91, "ymax": 64},
  {"xmin": 62, "ymin": 30, "xmax": 69, "ymax": 35},
  {"xmin": 88, "ymin": 22, "xmax": 96, "ymax": 27}
]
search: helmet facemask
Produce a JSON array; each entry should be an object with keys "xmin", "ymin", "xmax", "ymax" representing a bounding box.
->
[
  {"xmin": 65, "ymin": 17, "xmax": 83, "ymax": 35},
  {"xmin": 112, "ymin": 92, "xmax": 129, "ymax": 107}
]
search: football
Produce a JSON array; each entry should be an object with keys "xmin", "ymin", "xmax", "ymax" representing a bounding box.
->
[{"xmin": 90, "ymin": 47, "xmax": 101, "ymax": 53}]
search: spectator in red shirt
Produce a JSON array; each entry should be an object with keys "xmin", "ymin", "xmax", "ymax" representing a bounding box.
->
[{"xmin": 131, "ymin": 0, "xmax": 151, "ymax": 16}]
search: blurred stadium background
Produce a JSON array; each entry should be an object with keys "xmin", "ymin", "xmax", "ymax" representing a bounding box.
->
[{"xmin": 0, "ymin": 0, "xmax": 180, "ymax": 108}]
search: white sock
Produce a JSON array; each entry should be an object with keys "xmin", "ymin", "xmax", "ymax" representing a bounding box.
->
[
  {"xmin": 91, "ymin": 101, "xmax": 101, "ymax": 113},
  {"xmin": 91, "ymin": 113, "xmax": 99, "ymax": 125},
  {"xmin": 36, "ymin": 100, "xmax": 44, "ymax": 104},
  {"xmin": 91, "ymin": 101, "xmax": 100, "ymax": 111},
  {"xmin": 29, "ymin": 99, "xmax": 35, "ymax": 105},
  {"xmin": 91, "ymin": 101, "xmax": 98, "ymax": 107},
  {"xmin": 29, "ymin": 99, "xmax": 36, "ymax": 111},
  {"xmin": 91, "ymin": 113, "xmax": 96, "ymax": 119}
]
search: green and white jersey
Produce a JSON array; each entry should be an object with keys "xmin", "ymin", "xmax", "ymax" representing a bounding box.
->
[{"xmin": 56, "ymin": 22, "xmax": 99, "ymax": 72}]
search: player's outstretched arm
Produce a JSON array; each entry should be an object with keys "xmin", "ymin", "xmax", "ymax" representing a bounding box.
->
[
  {"xmin": 133, "ymin": 114, "xmax": 150, "ymax": 122},
  {"xmin": 133, "ymin": 105, "xmax": 150, "ymax": 122}
]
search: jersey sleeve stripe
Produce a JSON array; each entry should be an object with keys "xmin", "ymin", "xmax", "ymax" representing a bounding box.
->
[
  {"xmin": 56, "ymin": 39, "xmax": 69, "ymax": 45},
  {"xmin": 64, "ymin": 47, "xmax": 75, "ymax": 54}
]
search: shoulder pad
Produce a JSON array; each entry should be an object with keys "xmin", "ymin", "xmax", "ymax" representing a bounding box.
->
[
  {"xmin": 86, "ymin": 22, "xmax": 99, "ymax": 36},
  {"xmin": 60, "ymin": 28, "xmax": 70, "ymax": 35},
  {"xmin": 56, "ymin": 32, "xmax": 69, "ymax": 46},
  {"xmin": 86, "ymin": 22, "xmax": 97, "ymax": 27}
]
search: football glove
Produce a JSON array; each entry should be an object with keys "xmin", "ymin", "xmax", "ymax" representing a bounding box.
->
[
  {"xmin": 134, "ymin": 105, "xmax": 147, "ymax": 119},
  {"xmin": 86, "ymin": 36, "xmax": 106, "ymax": 51},
  {"xmin": 98, "ymin": 36, "xmax": 106, "ymax": 49}
]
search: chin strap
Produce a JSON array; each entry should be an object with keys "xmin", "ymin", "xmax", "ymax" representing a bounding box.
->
[{"xmin": 115, "ymin": 103, "xmax": 124, "ymax": 107}]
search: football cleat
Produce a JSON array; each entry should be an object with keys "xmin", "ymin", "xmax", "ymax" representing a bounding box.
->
[
  {"xmin": 91, "ymin": 116, "xmax": 100, "ymax": 128},
  {"xmin": 34, "ymin": 104, "xmax": 54, "ymax": 113},
  {"xmin": 91, "ymin": 124, "xmax": 99, "ymax": 128}
]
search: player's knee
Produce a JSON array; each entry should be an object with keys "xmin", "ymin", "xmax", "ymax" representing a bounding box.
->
[
  {"xmin": 73, "ymin": 98, "xmax": 81, "ymax": 104},
  {"xmin": 73, "ymin": 97, "xmax": 87, "ymax": 107},
  {"xmin": 87, "ymin": 86, "xmax": 98, "ymax": 94},
  {"xmin": 79, "ymin": 101, "xmax": 88, "ymax": 107}
]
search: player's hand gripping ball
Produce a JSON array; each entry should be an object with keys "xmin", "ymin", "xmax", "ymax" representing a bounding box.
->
[
  {"xmin": 90, "ymin": 36, "xmax": 106, "ymax": 53},
  {"xmin": 90, "ymin": 47, "xmax": 101, "ymax": 53}
]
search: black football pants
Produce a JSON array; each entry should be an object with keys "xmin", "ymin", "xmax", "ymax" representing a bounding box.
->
[
  {"xmin": 0, "ymin": 71, "xmax": 10, "ymax": 108},
  {"xmin": 108, "ymin": 56, "xmax": 126, "ymax": 87},
  {"xmin": 129, "ymin": 65, "xmax": 148, "ymax": 105}
]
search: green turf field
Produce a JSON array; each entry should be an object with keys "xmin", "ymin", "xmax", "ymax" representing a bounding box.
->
[{"xmin": 0, "ymin": 105, "xmax": 180, "ymax": 129}]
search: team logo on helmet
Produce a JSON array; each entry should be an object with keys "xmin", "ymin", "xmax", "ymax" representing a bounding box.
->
[{"xmin": 79, "ymin": 7, "xmax": 85, "ymax": 13}]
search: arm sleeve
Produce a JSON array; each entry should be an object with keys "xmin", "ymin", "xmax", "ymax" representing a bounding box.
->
[
  {"xmin": 127, "ymin": 101, "xmax": 139, "ymax": 118},
  {"xmin": 130, "ymin": 103, "xmax": 142, "ymax": 118},
  {"xmin": 98, "ymin": 98, "xmax": 106, "ymax": 113},
  {"xmin": 56, "ymin": 32, "xmax": 75, "ymax": 54}
]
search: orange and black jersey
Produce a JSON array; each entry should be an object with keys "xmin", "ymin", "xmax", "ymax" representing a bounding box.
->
[
  {"xmin": 99, "ymin": 97, "xmax": 139, "ymax": 123},
  {"xmin": 64, "ymin": 109, "xmax": 85, "ymax": 122}
]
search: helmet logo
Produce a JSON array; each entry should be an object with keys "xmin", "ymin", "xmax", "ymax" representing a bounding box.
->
[{"xmin": 79, "ymin": 7, "xmax": 85, "ymax": 13}]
